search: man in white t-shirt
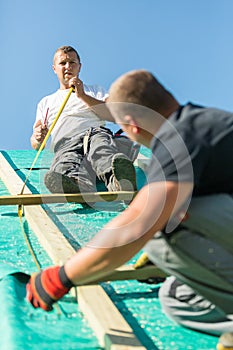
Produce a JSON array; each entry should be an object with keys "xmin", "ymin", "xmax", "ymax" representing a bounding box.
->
[{"xmin": 30, "ymin": 46, "xmax": 137, "ymax": 196}]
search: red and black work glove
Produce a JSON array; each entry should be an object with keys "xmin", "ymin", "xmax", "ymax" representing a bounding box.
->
[{"xmin": 26, "ymin": 266, "xmax": 73, "ymax": 311}]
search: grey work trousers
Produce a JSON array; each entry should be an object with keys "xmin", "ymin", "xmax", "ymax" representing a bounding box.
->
[
  {"xmin": 144, "ymin": 194, "xmax": 233, "ymax": 335},
  {"xmin": 50, "ymin": 127, "xmax": 121, "ymax": 191}
]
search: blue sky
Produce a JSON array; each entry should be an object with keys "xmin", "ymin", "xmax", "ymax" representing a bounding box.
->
[{"xmin": 1, "ymin": 0, "xmax": 233, "ymax": 150}]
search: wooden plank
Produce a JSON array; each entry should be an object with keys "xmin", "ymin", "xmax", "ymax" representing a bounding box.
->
[
  {"xmin": 0, "ymin": 191, "xmax": 137, "ymax": 206},
  {"xmin": 83, "ymin": 264, "xmax": 166, "ymax": 285},
  {"xmin": 0, "ymin": 152, "xmax": 146, "ymax": 349},
  {"xmin": 78, "ymin": 285, "xmax": 145, "ymax": 350}
]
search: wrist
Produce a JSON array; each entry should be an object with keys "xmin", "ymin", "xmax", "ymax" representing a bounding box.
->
[
  {"xmin": 41, "ymin": 266, "xmax": 73, "ymax": 300},
  {"xmin": 58, "ymin": 266, "xmax": 74, "ymax": 289},
  {"xmin": 76, "ymin": 90, "xmax": 86, "ymax": 100},
  {"xmin": 30, "ymin": 135, "xmax": 41, "ymax": 150}
]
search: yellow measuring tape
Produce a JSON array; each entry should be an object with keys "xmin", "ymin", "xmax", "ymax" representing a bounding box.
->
[{"xmin": 18, "ymin": 87, "xmax": 74, "ymax": 315}]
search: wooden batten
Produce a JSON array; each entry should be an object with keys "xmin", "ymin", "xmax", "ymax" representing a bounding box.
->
[{"xmin": 0, "ymin": 191, "xmax": 137, "ymax": 206}]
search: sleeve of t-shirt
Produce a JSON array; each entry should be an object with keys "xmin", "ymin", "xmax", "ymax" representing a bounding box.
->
[
  {"xmin": 33, "ymin": 101, "xmax": 44, "ymax": 129},
  {"xmin": 147, "ymin": 122, "xmax": 209, "ymax": 186},
  {"xmin": 33, "ymin": 96, "xmax": 50, "ymax": 129}
]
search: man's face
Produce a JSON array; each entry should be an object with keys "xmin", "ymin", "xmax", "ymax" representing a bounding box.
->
[{"xmin": 53, "ymin": 50, "xmax": 81, "ymax": 87}]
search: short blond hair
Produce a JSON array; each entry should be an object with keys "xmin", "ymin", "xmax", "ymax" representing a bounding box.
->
[{"xmin": 108, "ymin": 69, "xmax": 175, "ymax": 114}]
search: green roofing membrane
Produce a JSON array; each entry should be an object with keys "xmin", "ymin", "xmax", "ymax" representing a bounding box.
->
[
  {"xmin": 0, "ymin": 150, "xmax": 218, "ymax": 349},
  {"xmin": 0, "ymin": 177, "xmax": 100, "ymax": 349}
]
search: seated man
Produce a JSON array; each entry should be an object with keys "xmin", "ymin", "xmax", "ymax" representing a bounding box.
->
[{"xmin": 30, "ymin": 45, "xmax": 138, "ymax": 195}]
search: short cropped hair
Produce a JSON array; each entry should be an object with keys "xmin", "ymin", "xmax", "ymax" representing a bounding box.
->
[
  {"xmin": 108, "ymin": 70, "xmax": 174, "ymax": 114},
  {"xmin": 54, "ymin": 45, "xmax": 81, "ymax": 63}
]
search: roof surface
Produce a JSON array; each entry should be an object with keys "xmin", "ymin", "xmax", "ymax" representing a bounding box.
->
[{"xmin": 0, "ymin": 149, "xmax": 218, "ymax": 349}]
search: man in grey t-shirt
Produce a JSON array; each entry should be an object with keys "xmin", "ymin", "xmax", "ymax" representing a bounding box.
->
[{"xmin": 27, "ymin": 69, "xmax": 233, "ymax": 350}]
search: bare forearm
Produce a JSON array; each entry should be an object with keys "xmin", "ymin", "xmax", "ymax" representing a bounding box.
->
[
  {"xmin": 26, "ymin": 181, "xmax": 192, "ymax": 312},
  {"xmin": 79, "ymin": 93, "xmax": 103, "ymax": 107},
  {"xmin": 65, "ymin": 219, "xmax": 151, "ymax": 285},
  {"xmin": 68, "ymin": 77, "xmax": 114, "ymax": 122},
  {"xmin": 64, "ymin": 187, "xmax": 167, "ymax": 285},
  {"xmin": 64, "ymin": 181, "xmax": 192, "ymax": 286},
  {"xmin": 80, "ymin": 93, "xmax": 114, "ymax": 122}
]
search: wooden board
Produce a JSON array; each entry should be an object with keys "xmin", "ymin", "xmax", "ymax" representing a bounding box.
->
[
  {"xmin": 78, "ymin": 285, "xmax": 145, "ymax": 349},
  {"xmin": 0, "ymin": 191, "xmax": 137, "ymax": 206},
  {"xmin": 0, "ymin": 151, "xmax": 147, "ymax": 349},
  {"xmin": 82, "ymin": 264, "xmax": 166, "ymax": 285}
]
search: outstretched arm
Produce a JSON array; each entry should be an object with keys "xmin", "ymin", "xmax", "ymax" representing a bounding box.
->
[
  {"xmin": 26, "ymin": 180, "xmax": 192, "ymax": 310},
  {"xmin": 64, "ymin": 180, "xmax": 192, "ymax": 284}
]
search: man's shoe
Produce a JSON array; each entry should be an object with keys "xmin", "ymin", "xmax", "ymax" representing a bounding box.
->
[
  {"xmin": 107, "ymin": 153, "xmax": 137, "ymax": 192},
  {"xmin": 44, "ymin": 171, "xmax": 80, "ymax": 193},
  {"xmin": 217, "ymin": 332, "xmax": 233, "ymax": 350}
]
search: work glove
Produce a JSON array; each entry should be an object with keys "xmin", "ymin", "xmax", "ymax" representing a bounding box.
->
[{"xmin": 26, "ymin": 266, "xmax": 73, "ymax": 311}]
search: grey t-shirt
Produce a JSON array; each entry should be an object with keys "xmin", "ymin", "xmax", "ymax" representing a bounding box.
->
[
  {"xmin": 147, "ymin": 103, "xmax": 233, "ymax": 196},
  {"xmin": 34, "ymin": 85, "xmax": 108, "ymax": 149}
]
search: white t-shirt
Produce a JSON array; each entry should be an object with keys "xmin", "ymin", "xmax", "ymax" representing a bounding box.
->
[{"xmin": 34, "ymin": 84, "xmax": 108, "ymax": 148}]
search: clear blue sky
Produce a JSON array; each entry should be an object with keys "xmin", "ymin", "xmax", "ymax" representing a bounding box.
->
[{"xmin": 1, "ymin": 0, "xmax": 233, "ymax": 150}]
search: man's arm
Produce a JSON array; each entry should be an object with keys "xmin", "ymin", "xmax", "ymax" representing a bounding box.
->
[
  {"xmin": 69, "ymin": 77, "xmax": 114, "ymax": 122},
  {"xmin": 27, "ymin": 180, "xmax": 192, "ymax": 310},
  {"xmin": 64, "ymin": 180, "xmax": 192, "ymax": 284}
]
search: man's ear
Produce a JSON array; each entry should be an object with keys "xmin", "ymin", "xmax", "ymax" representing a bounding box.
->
[
  {"xmin": 52, "ymin": 65, "xmax": 56, "ymax": 74},
  {"xmin": 124, "ymin": 115, "xmax": 140, "ymax": 134}
]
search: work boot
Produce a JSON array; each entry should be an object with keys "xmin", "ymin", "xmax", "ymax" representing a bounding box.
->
[
  {"xmin": 107, "ymin": 153, "xmax": 137, "ymax": 192},
  {"xmin": 44, "ymin": 171, "xmax": 81, "ymax": 193},
  {"xmin": 217, "ymin": 332, "xmax": 233, "ymax": 350}
]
